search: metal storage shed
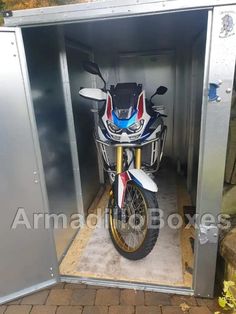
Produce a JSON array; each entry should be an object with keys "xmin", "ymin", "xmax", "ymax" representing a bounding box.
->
[{"xmin": 0, "ymin": 0, "xmax": 236, "ymax": 303}]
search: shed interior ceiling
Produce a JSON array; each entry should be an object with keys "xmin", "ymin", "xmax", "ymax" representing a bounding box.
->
[{"xmin": 64, "ymin": 10, "xmax": 208, "ymax": 52}]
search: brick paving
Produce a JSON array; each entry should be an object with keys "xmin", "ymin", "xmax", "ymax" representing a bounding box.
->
[{"xmin": 1, "ymin": 283, "xmax": 220, "ymax": 313}]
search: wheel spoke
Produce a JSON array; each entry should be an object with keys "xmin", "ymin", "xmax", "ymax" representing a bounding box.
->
[{"xmin": 110, "ymin": 183, "xmax": 148, "ymax": 253}]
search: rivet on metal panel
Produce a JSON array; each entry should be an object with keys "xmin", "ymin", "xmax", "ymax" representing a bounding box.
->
[
  {"xmin": 34, "ymin": 180, "xmax": 39, "ymax": 184},
  {"xmin": 218, "ymin": 79, "xmax": 223, "ymax": 85},
  {"xmin": 226, "ymin": 88, "xmax": 232, "ymax": 93},
  {"xmin": 216, "ymin": 96, "xmax": 222, "ymax": 102}
]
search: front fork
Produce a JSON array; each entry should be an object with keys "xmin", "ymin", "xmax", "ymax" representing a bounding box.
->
[
  {"xmin": 116, "ymin": 146, "xmax": 142, "ymax": 174},
  {"xmin": 116, "ymin": 146, "xmax": 123, "ymax": 174},
  {"xmin": 114, "ymin": 146, "xmax": 144, "ymax": 209}
]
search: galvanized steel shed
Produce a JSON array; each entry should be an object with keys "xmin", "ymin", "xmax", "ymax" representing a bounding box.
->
[{"xmin": 0, "ymin": 0, "xmax": 236, "ymax": 303}]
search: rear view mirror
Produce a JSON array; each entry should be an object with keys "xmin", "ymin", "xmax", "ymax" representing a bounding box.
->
[
  {"xmin": 150, "ymin": 86, "xmax": 168, "ymax": 103},
  {"xmin": 79, "ymin": 88, "xmax": 107, "ymax": 101},
  {"xmin": 156, "ymin": 86, "xmax": 168, "ymax": 95},
  {"xmin": 83, "ymin": 61, "xmax": 107, "ymax": 90},
  {"xmin": 83, "ymin": 61, "xmax": 101, "ymax": 76}
]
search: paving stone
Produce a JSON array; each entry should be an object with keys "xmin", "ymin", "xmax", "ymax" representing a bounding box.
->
[
  {"xmin": 196, "ymin": 297, "xmax": 219, "ymax": 311},
  {"xmin": 95, "ymin": 289, "xmax": 120, "ymax": 306},
  {"xmin": 56, "ymin": 305, "xmax": 83, "ymax": 314},
  {"xmin": 46, "ymin": 289, "xmax": 72, "ymax": 305},
  {"xmin": 64, "ymin": 284, "xmax": 87, "ymax": 290},
  {"xmin": 136, "ymin": 305, "xmax": 162, "ymax": 314},
  {"xmin": 83, "ymin": 305, "xmax": 108, "ymax": 314},
  {"xmin": 52, "ymin": 283, "xmax": 65, "ymax": 289},
  {"xmin": 5, "ymin": 305, "xmax": 32, "ymax": 314},
  {"xmin": 6, "ymin": 298, "xmax": 22, "ymax": 305},
  {"xmin": 162, "ymin": 306, "xmax": 186, "ymax": 314},
  {"xmin": 189, "ymin": 306, "xmax": 213, "ymax": 314},
  {"xmin": 21, "ymin": 290, "xmax": 49, "ymax": 305},
  {"xmin": 31, "ymin": 305, "xmax": 57, "ymax": 314},
  {"xmin": 71, "ymin": 289, "xmax": 96, "ymax": 305},
  {"xmin": 120, "ymin": 289, "xmax": 144, "ymax": 305},
  {"xmin": 108, "ymin": 305, "xmax": 135, "ymax": 314},
  {"xmin": 171, "ymin": 295, "xmax": 197, "ymax": 306},
  {"xmin": 0, "ymin": 306, "xmax": 7, "ymax": 314},
  {"xmin": 145, "ymin": 292, "xmax": 171, "ymax": 306}
]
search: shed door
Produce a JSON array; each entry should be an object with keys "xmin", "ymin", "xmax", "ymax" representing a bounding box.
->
[
  {"xmin": 193, "ymin": 6, "xmax": 236, "ymax": 297},
  {"xmin": 0, "ymin": 28, "xmax": 58, "ymax": 304}
]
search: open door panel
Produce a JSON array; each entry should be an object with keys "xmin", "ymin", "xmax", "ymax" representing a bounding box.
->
[{"xmin": 0, "ymin": 28, "xmax": 59, "ymax": 304}]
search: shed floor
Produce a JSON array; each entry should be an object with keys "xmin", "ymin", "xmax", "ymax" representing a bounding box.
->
[{"xmin": 60, "ymin": 164, "xmax": 194, "ymax": 288}]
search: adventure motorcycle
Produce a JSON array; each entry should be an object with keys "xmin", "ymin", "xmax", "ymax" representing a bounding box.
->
[{"xmin": 79, "ymin": 61, "xmax": 167, "ymax": 260}]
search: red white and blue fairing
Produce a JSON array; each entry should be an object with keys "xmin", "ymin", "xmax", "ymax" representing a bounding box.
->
[{"xmin": 98, "ymin": 83, "xmax": 164, "ymax": 144}]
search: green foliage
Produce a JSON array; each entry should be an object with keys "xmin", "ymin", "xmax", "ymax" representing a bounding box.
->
[
  {"xmin": 0, "ymin": 0, "xmax": 89, "ymax": 25},
  {"xmin": 0, "ymin": 0, "xmax": 4, "ymax": 25},
  {"xmin": 1, "ymin": 0, "xmax": 89, "ymax": 11},
  {"xmin": 0, "ymin": 0, "xmax": 4, "ymax": 10},
  {"xmin": 215, "ymin": 280, "xmax": 236, "ymax": 313},
  {"xmin": 3, "ymin": 0, "xmax": 58, "ymax": 10}
]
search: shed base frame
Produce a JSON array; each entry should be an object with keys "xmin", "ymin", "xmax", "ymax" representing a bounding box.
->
[{"xmin": 60, "ymin": 275, "xmax": 194, "ymax": 295}]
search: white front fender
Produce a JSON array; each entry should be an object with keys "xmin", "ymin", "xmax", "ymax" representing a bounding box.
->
[
  {"xmin": 128, "ymin": 169, "xmax": 158, "ymax": 192},
  {"xmin": 114, "ymin": 169, "xmax": 158, "ymax": 209}
]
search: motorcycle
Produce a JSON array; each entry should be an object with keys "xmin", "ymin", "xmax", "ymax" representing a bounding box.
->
[{"xmin": 79, "ymin": 61, "xmax": 167, "ymax": 260}]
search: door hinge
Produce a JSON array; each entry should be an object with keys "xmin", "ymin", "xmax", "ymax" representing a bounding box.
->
[
  {"xmin": 198, "ymin": 224, "xmax": 219, "ymax": 245},
  {"xmin": 33, "ymin": 171, "xmax": 40, "ymax": 184}
]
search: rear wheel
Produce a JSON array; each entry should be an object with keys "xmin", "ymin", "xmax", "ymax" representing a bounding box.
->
[{"xmin": 109, "ymin": 182, "xmax": 159, "ymax": 260}]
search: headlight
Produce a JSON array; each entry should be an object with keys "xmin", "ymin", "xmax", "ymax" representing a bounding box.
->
[
  {"xmin": 128, "ymin": 120, "xmax": 144, "ymax": 133},
  {"xmin": 107, "ymin": 121, "xmax": 121, "ymax": 133}
]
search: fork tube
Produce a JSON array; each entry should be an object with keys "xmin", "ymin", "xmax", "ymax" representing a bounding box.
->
[
  {"xmin": 135, "ymin": 148, "xmax": 142, "ymax": 169},
  {"xmin": 116, "ymin": 146, "xmax": 123, "ymax": 174}
]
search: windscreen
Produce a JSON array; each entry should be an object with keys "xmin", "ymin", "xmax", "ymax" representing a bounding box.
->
[{"xmin": 111, "ymin": 83, "xmax": 142, "ymax": 119}]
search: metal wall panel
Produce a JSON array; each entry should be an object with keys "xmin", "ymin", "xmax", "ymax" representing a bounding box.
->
[
  {"xmin": 0, "ymin": 28, "xmax": 58, "ymax": 303},
  {"xmin": 65, "ymin": 43, "xmax": 100, "ymax": 211},
  {"xmin": 193, "ymin": 6, "xmax": 236, "ymax": 297},
  {"xmin": 22, "ymin": 27, "xmax": 78, "ymax": 259},
  {"xmin": 187, "ymin": 31, "xmax": 206, "ymax": 202},
  {"xmin": 174, "ymin": 45, "xmax": 192, "ymax": 163}
]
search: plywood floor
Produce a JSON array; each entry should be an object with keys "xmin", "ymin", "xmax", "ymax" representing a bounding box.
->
[{"xmin": 60, "ymin": 166, "xmax": 193, "ymax": 288}]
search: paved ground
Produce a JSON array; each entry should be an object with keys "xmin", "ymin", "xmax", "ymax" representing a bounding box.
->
[{"xmin": 1, "ymin": 283, "xmax": 220, "ymax": 313}]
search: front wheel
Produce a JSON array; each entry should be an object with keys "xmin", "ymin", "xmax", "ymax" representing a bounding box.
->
[{"xmin": 109, "ymin": 182, "xmax": 159, "ymax": 260}]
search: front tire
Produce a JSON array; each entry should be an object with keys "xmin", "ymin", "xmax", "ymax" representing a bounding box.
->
[{"xmin": 109, "ymin": 182, "xmax": 159, "ymax": 260}]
